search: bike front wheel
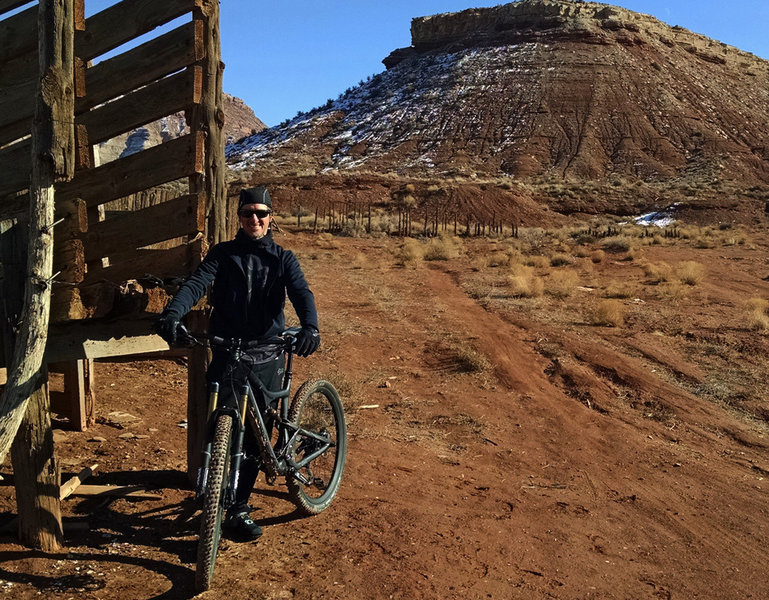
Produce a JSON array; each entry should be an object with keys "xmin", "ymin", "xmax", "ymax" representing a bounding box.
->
[
  {"xmin": 287, "ymin": 379, "xmax": 347, "ymax": 515},
  {"xmin": 195, "ymin": 414, "xmax": 232, "ymax": 592}
]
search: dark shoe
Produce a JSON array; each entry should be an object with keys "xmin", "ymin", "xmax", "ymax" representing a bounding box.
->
[{"xmin": 222, "ymin": 509, "xmax": 262, "ymax": 540}]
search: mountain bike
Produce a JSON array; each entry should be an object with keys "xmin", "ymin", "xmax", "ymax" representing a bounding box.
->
[{"xmin": 179, "ymin": 326, "xmax": 347, "ymax": 592}]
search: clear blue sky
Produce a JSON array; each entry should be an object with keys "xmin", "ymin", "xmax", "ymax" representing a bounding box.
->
[{"xmin": 80, "ymin": 1, "xmax": 769, "ymax": 127}]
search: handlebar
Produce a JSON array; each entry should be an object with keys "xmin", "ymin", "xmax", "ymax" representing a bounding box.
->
[{"xmin": 176, "ymin": 324, "xmax": 302, "ymax": 352}]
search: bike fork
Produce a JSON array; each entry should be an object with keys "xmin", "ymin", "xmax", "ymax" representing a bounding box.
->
[
  {"xmin": 225, "ymin": 385, "xmax": 249, "ymax": 504},
  {"xmin": 195, "ymin": 383, "xmax": 221, "ymax": 498}
]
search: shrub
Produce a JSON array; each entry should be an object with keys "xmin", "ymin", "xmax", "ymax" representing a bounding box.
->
[
  {"xmin": 546, "ymin": 269, "xmax": 580, "ymax": 298},
  {"xmin": 524, "ymin": 255, "xmax": 551, "ymax": 269},
  {"xmin": 601, "ymin": 235, "xmax": 633, "ymax": 253},
  {"xmin": 604, "ymin": 280, "xmax": 634, "ymax": 299},
  {"xmin": 397, "ymin": 238, "xmax": 423, "ymax": 266},
  {"xmin": 592, "ymin": 299, "xmax": 626, "ymax": 327},
  {"xmin": 675, "ymin": 261, "xmax": 705, "ymax": 285},
  {"xmin": 487, "ymin": 251, "xmax": 511, "ymax": 268},
  {"xmin": 423, "ymin": 234, "xmax": 462, "ymax": 261},
  {"xmin": 591, "ymin": 249, "xmax": 606, "ymax": 264},
  {"xmin": 506, "ymin": 269, "xmax": 544, "ymax": 298},
  {"xmin": 744, "ymin": 298, "xmax": 769, "ymax": 331},
  {"xmin": 549, "ymin": 252, "xmax": 573, "ymax": 267},
  {"xmin": 641, "ymin": 261, "xmax": 673, "ymax": 283}
]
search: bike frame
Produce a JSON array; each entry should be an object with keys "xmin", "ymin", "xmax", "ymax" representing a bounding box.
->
[{"xmin": 194, "ymin": 335, "xmax": 334, "ymax": 504}]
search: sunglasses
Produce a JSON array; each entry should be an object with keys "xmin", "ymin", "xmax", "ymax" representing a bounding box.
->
[{"xmin": 238, "ymin": 209, "xmax": 271, "ymax": 219}]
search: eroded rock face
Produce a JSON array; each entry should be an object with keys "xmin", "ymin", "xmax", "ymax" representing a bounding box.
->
[
  {"xmin": 97, "ymin": 93, "xmax": 265, "ymax": 164},
  {"xmin": 227, "ymin": 0, "xmax": 769, "ymax": 190}
]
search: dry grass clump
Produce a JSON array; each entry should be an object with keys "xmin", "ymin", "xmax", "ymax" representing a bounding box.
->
[
  {"xmin": 506, "ymin": 265, "xmax": 544, "ymax": 298},
  {"xmin": 572, "ymin": 246, "xmax": 592, "ymax": 258},
  {"xmin": 549, "ymin": 252, "xmax": 574, "ymax": 267},
  {"xmin": 423, "ymin": 234, "xmax": 462, "ymax": 261},
  {"xmin": 604, "ymin": 279, "xmax": 635, "ymax": 299},
  {"xmin": 641, "ymin": 261, "xmax": 673, "ymax": 283},
  {"xmin": 744, "ymin": 298, "xmax": 769, "ymax": 331},
  {"xmin": 524, "ymin": 255, "xmax": 551, "ymax": 269},
  {"xmin": 315, "ymin": 232, "xmax": 341, "ymax": 249},
  {"xmin": 546, "ymin": 269, "xmax": 580, "ymax": 298},
  {"xmin": 591, "ymin": 249, "xmax": 606, "ymax": 264},
  {"xmin": 396, "ymin": 238, "xmax": 423, "ymax": 267},
  {"xmin": 675, "ymin": 261, "xmax": 705, "ymax": 285},
  {"xmin": 487, "ymin": 251, "xmax": 511, "ymax": 267},
  {"xmin": 350, "ymin": 252, "xmax": 368, "ymax": 270},
  {"xmin": 592, "ymin": 299, "xmax": 626, "ymax": 327},
  {"xmin": 656, "ymin": 281, "xmax": 689, "ymax": 301},
  {"xmin": 601, "ymin": 235, "xmax": 634, "ymax": 254}
]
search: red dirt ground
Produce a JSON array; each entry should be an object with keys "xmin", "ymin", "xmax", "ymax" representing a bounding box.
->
[{"xmin": 1, "ymin": 226, "xmax": 768, "ymax": 599}]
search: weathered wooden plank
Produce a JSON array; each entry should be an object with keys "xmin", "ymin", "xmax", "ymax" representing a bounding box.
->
[
  {"xmin": 78, "ymin": 66, "xmax": 202, "ymax": 146},
  {"xmin": 59, "ymin": 463, "xmax": 98, "ymax": 500},
  {"xmin": 77, "ymin": 0, "xmax": 199, "ymax": 61},
  {"xmin": 83, "ymin": 237, "xmax": 203, "ymax": 285},
  {"xmin": 68, "ymin": 485, "xmax": 162, "ymax": 500},
  {"xmin": 0, "ymin": 118, "xmax": 31, "ymax": 149},
  {"xmin": 0, "ymin": 52, "xmax": 37, "ymax": 143},
  {"xmin": 78, "ymin": 20, "xmax": 203, "ymax": 112},
  {"xmin": 0, "ymin": 192, "xmax": 88, "ymax": 225},
  {"xmin": 81, "ymin": 193, "xmax": 204, "ymax": 261},
  {"xmin": 0, "ymin": 6, "xmax": 36, "ymax": 64},
  {"xmin": 56, "ymin": 131, "xmax": 204, "ymax": 207},
  {"xmin": 0, "ymin": 77, "xmax": 35, "ymax": 134},
  {"xmin": 45, "ymin": 317, "xmax": 170, "ymax": 362},
  {"xmin": 0, "ymin": 0, "xmax": 32, "ymax": 16},
  {"xmin": 0, "ymin": 139, "xmax": 31, "ymax": 197}
]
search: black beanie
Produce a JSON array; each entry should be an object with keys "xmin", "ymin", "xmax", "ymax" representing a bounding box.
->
[{"xmin": 238, "ymin": 186, "xmax": 272, "ymax": 210}]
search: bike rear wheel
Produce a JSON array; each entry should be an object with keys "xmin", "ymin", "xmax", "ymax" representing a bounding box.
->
[
  {"xmin": 287, "ymin": 379, "xmax": 347, "ymax": 515},
  {"xmin": 195, "ymin": 414, "xmax": 232, "ymax": 592}
]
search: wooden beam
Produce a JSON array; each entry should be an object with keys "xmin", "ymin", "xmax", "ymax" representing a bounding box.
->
[
  {"xmin": 0, "ymin": 0, "xmax": 32, "ymax": 15},
  {"xmin": 59, "ymin": 463, "xmax": 98, "ymax": 500},
  {"xmin": 0, "ymin": 52, "xmax": 37, "ymax": 146},
  {"xmin": 45, "ymin": 317, "xmax": 170, "ymax": 363},
  {"xmin": 56, "ymin": 131, "xmax": 204, "ymax": 207},
  {"xmin": 53, "ymin": 238, "xmax": 85, "ymax": 283},
  {"xmin": 78, "ymin": 20, "xmax": 203, "ymax": 113},
  {"xmin": 0, "ymin": 139, "xmax": 31, "ymax": 198},
  {"xmin": 0, "ymin": 6, "xmax": 36, "ymax": 64},
  {"xmin": 0, "ymin": 118, "xmax": 31, "ymax": 150},
  {"xmin": 77, "ymin": 0, "xmax": 200, "ymax": 61},
  {"xmin": 83, "ymin": 237, "xmax": 204, "ymax": 285},
  {"xmin": 78, "ymin": 66, "xmax": 202, "ymax": 146},
  {"xmin": 81, "ymin": 193, "xmax": 204, "ymax": 261},
  {"xmin": 67, "ymin": 484, "xmax": 162, "ymax": 500}
]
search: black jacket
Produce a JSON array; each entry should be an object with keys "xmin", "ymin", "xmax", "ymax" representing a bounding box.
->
[{"xmin": 162, "ymin": 230, "xmax": 318, "ymax": 339}]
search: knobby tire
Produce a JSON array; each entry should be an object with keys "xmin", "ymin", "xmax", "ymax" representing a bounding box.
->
[
  {"xmin": 195, "ymin": 414, "xmax": 233, "ymax": 592},
  {"xmin": 287, "ymin": 379, "xmax": 347, "ymax": 516}
]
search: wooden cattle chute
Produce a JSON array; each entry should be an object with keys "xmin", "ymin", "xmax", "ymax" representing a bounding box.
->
[{"xmin": 0, "ymin": 0, "xmax": 225, "ymax": 549}]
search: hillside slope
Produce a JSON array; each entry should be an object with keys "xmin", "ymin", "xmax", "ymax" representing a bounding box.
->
[{"xmin": 227, "ymin": 0, "xmax": 769, "ymax": 193}]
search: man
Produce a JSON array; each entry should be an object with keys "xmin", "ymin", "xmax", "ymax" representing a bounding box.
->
[{"xmin": 155, "ymin": 186, "xmax": 320, "ymax": 540}]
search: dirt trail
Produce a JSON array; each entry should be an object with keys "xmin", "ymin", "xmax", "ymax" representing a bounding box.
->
[{"xmin": 0, "ymin": 233, "xmax": 768, "ymax": 599}]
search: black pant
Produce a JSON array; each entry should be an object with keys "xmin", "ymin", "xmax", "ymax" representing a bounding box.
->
[{"xmin": 206, "ymin": 349, "xmax": 285, "ymax": 508}]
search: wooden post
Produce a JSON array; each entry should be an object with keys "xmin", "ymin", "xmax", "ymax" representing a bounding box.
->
[
  {"xmin": 186, "ymin": 309, "xmax": 210, "ymax": 482},
  {"xmin": 191, "ymin": 0, "xmax": 225, "ymax": 245},
  {"xmin": 11, "ymin": 369, "xmax": 62, "ymax": 549},
  {"xmin": 49, "ymin": 359, "xmax": 94, "ymax": 431},
  {"xmin": 0, "ymin": 0, "xmax": 76, "ymax": 551}
]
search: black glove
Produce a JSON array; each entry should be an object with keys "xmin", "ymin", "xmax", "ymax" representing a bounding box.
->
[
  {"xmin": 154, "ymin": 314, "xmax": 181, "ymax": 346},
  {"xmin": 294, "ymin": 327, "xmax": 320, "ymax": 357}
]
